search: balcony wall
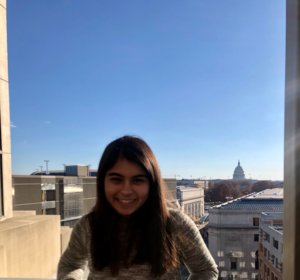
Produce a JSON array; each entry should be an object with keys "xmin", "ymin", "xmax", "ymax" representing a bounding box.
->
[{"xmin": 0, "ymin": 211, "xmax": 60, "ymax": 278}]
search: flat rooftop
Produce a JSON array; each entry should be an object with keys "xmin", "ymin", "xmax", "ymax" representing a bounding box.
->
[
  {"xmin": 211, "ymin": 188, "xmax": 283, "ymax": 211},
  {"xmin": 246, "ymin": 188, "xmax": 283, "ymax": 199}
]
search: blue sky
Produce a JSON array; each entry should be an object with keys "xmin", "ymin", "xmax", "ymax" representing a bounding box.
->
[{"xmin": 7, "ymin": 0, "xmax": 285, "ymax": 180}]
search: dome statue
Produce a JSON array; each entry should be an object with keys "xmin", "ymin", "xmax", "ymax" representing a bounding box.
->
[{"xmin": 233, "ymin": 161, "xmax": 245, "ymax": 180}]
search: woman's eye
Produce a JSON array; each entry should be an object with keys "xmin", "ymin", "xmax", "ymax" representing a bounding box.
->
[
  {"xmin": 110, "ymin": 177, "xmax": 122, "ymax": 183},
  {"xmin": 133, "ymin": 178, "xmax": 147, "ymax": 184}
]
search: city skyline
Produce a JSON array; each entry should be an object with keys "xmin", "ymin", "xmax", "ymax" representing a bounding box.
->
[{"xmin": 7, "ymin": 0, "xmax": 285, "ymax": 180}]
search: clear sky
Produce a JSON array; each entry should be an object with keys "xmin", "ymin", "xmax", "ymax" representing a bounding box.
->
[{"xmin": 7, "ymin": 0, "xmax": 285, "ymax": 180}]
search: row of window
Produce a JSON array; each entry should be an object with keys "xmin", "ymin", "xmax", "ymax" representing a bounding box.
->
[
  {"xmin": 217, "ymin": 250, "xmax": 258, "ymax": 258},
  {"xmin": 261, "ymin": 263, "xmax": 279, "ymax": 280},
  {"xmin": 219, "ymin": 270, "xmax": 259, "ymax": 279},
  {"xmin": 260, "ymin": 245, "xmax": 282, "ymax": 271},
  {"xmin": 218, "ymin": 259, "xmax": 259, "ymax": 270},
  {"xmin": 260, "ymin": 229, "xmax": 280, "ymax": 249}
]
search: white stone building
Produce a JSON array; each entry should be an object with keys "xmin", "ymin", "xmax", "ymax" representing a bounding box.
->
[
  {"xmin": 208, "ymin": 188, "xmax": 283, "ymax": 280},
  {"xmin": 176, "ymin": 185, "xmax": 205, "ymax": 221},
  {"xmin": 232, "ymin": 161, "xmax": 246, "ymax": 180}
]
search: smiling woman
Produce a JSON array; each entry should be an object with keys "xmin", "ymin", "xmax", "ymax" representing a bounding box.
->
[
  {"xmin": 57, "ymin": 135, "xmax": 218, "ymax": 279},
  {"xmin": 104, "ymin": 158, "xmax": 150, "ymax": 216}
]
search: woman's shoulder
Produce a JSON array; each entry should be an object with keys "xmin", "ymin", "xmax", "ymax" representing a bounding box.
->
[
  {"xmin": 168, "ymin": 207, "xmax": 199, "ymax": 236},
  {"xmin": 168, "ymin": 208, "xmax": 194, "ymax": 226},
  {"xmin": 71, "ymin": 213, "xmax": 91, "ymax": 236},
  {"xmin": 168, "ymin": 207, "xmax": 184, "ymax": 220},
  {"xmin": 75, "ymin": 213, "xmax": 90, "ymax": 226}
]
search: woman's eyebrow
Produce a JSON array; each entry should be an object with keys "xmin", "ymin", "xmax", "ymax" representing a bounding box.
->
[
  {"xmin": 107, "ymin": 172, "xmax": 148, "ymax": 178},
  {"xmin": 132, "ymin": 174, "xmax": 148, "ymax": 178},
  {"xmin": 107, "ymin": 172, "xmax": 123, "ymax": 177}
]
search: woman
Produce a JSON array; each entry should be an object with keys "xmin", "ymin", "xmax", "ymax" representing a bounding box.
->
[{"xmin": 57, "ymin": 135, "xmax": 218, "ymax": 279}]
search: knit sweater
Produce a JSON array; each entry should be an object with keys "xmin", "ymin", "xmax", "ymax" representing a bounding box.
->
[{"xmin": 57, "ymin": 209, "xmax": 218, "ymax": 280}]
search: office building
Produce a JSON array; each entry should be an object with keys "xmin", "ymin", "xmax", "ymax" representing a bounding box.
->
[
  {"xmin": 259, "ymin": 212, "xmax": 283, "ymax": 280},
  {"xmin": 208, "ymin": 188, "xmax": 283, "ymax": 280},
  {"xmin": 13, "ymin": 165, "xmax": 96, "ymax": 227}
]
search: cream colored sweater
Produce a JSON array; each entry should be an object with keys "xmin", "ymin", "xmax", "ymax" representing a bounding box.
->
[{"xmin": 57, "ymin": 209, "xmax": 218, "ymax": 280}]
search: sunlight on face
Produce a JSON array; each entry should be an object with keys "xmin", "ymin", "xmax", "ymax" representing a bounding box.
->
[{"xmin": 104, "ymin": 158, "xmax": 150, "ymax": 216}]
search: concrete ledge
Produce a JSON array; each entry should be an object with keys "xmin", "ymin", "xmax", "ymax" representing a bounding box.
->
[
  {"xmin": 12, "ymin": 210, "xmax": 36, "ymax": 217},
  {"xmin": 0, "ymin": 214, "xmax": 60, "ymax": 278}
]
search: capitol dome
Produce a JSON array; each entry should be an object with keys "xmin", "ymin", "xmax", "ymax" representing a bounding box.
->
[{"xmin": 233, "ymin": 161, "xmax": 245, "ymax": 180}]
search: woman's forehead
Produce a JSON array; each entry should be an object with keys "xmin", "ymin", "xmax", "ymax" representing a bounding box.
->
[{"xmin": 107, "ymin": 158, "xmax": 147, "ymax": 175}]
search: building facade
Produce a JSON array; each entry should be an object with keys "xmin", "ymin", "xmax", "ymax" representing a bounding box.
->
[
  {"xmin": 208, "ymin": 188, "xmax": 283, "ymax": 280},
  {"xmin": 259, "ymin": 212, "xmax": 283, "ymax": 280},
  {"xmin": 176, "ymin": 184, "xmax": 205, "ymax": 221},
  {"xmin": 13, "ymin": 173, "xmax": 95, "ymax": 227}
]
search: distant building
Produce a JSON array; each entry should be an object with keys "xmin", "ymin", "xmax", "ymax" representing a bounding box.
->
[
  {"xmin": 31, "ymin": 164, "xmax": 94, "ymax": 177},
  {"xmin": 13, "ymin": 174, "xmax": 96, "ymax": 227},
  {"xmin": 233, "ymin": 161, "xmax": 246, "ymax": 180},
  {"xmin": 177, "ymin": 179, "xmax": 208, "ymax": 188},
  {"xmin": 164, "ymin": 178, "xmax": 177, "ymax": 202},
  {"xmin": 176, "ymin": 183, "xmax": 205, "ymax": 221},
  {"xmin": 259, "ymin": 212, "xmax": 283, "ymax": 280},
  {"xmin": 208, "ymin": 188, "xmax": 283, "ymax": 280}
]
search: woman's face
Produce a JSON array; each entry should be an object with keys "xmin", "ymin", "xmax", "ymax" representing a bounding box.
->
[{"xmin": 104, "ymin": 158, "xmax": 150, "ymax": 216}]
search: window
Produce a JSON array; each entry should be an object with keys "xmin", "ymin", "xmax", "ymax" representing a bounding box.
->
[
  {"xmin": 219, "ymin": 261, "xmax": 225, "ymax": 267},
  {"xmin": 240, "ymin": 272, "xmax": 248, "ymax": 278},
  {"xmin": 271, "ymin": 255, "xmax": 275, "ymax": 264},
  {"xmin": 254, "ymin": 234, "xmax": 259, "ymax": 242},
  {"xmin": 253, "ymin": 217, "xmax": 259, "ymax": 226},
  {"xmin": 231, "ymin": 260, "xmax": 237, "ymax": 270},
  {"xmin": 220, "ymin": 271, "xmax": 227, "ymax": 278},
  {"xmin": 255, "ymin": 260, "xmax": 259, "ymax": 270},
  {"xmin": 273, "ymin": 238, "xmax": 279, "ymax": 249},
  {"xmin": 217, "ymin": 251, "xmax": 224, "ymax": 257},
  {"xmin": 45, "ymin": 190, "xmax": 55, "ymax": 201},
  {"xmin": 255, "ymin": 250, "xmax": 259, "ymax": 269},
  {"xmin": 240, "ymin": 261, "xmax": 246, "ymax": 268}
]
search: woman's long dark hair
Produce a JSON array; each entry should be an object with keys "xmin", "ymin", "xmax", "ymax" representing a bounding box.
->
[{"xmin": 88, "ymin": 135, "xmax": 178, "ymax": 276}]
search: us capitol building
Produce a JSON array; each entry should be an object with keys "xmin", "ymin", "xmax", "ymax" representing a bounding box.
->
[{"xmin": 233, "ymin": 161, "xmax": 246, "ymax": 180}]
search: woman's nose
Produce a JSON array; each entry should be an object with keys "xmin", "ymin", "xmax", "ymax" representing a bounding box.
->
[{"xmin": 121, "ymin": 180, "xmax": 133, "ymax": 193}]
